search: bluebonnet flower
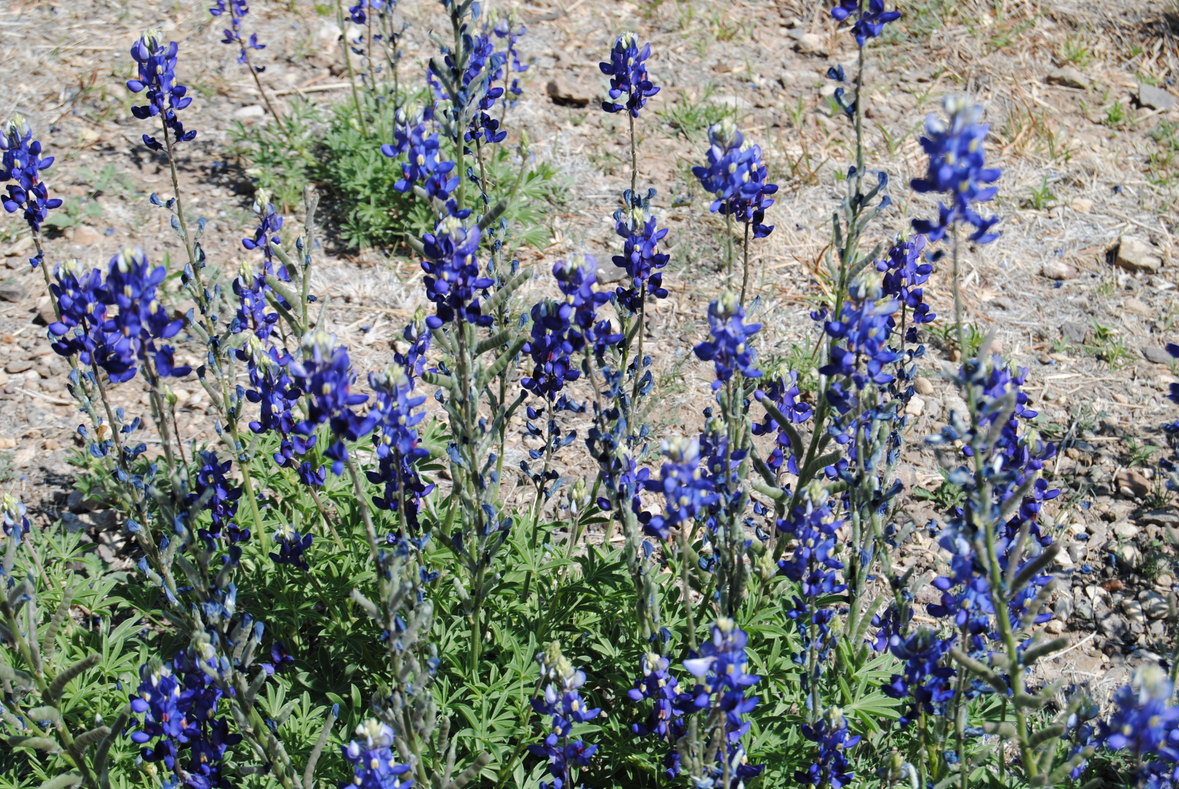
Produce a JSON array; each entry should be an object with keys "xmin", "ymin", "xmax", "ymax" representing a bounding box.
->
[
  {"xmin": 341, "ymin": 720, "xmax": 414, "ymax": 789},
  {"xmin": 627, "ymin": 652, "xmax": 684, "ymax": 741},
  {"xmin": 48, "ymin": 249, "xmax": 189, "ymax": 384},
  {"xmin": 420, "ymin": 216, "xmax": 493, "ymax": 329},
  {"xmin": 367, "ymin": 364, "xmax": 433, "ymax": 533},
  {"xmin": 643, "ymin": 436, "xmax": 716, "ymax": 540},
  {"xmin": 778, "ymin": 484, "xmax": 846, "ymax": 689},
  {"xmin": 270, "ymin": 524, "xmax": 313, "ymax": 570},
  {"xmin": 1, "ymin": 494, "xmax": 30, "ymax": 540},
  {"xmin": 130, "ymin": 644, "xmax": 242, "ymax": 788},
  {"xmin": 600, "ymin": 33, "xmax": 660, "ymax": 117},
  {"xmin": 830, "ymin": 0, "xmax": 901, "ymax": 46},
  {"xmin": 819, "ymin": 281, "xmax": 900, "ymax": 398},
  {"xmin": 677, "ymin": 618, "xmax": 763, "ymax": 785},
  {"xmin": 127, "ymin": 31, "xmax": 197, "ymax": 151},
  {"xmin": 911, "ymin": 97, "xmax": 1001, "ymax": 244},
  {"xmin": 238, "ymin": 337, "xmax": 301, "ymax": 453},
  {"xmin": 876, "ymin": 234, "xmax": 935, "ymax": 343},
  {"xmin": 209, "ymin": 0, "xmax": 264, "ymax": 68},
  {"xmin": 522, "ymin": 299, "xmax": 579, "ymax": 400},
  {"xmin": 1, "ymin": 116, "xmax": 62, "ymax": 238},
  {"xmin": 691, "ymin": 120, "xmax": 778, "ymax": 238},
  {"xmin": 1099, "ymin": 665, "xmax": 1179, "ymax": 786},
  {"xmin": 530, "ymin": 642, "xmax": 600, "ymax": 789},
  {"xmin": 694, "ymin": 293, "xmax": 762, "ymax": 389},
  {"xmin": 491, "ymin": 13, "xmax": 528, "ymax": 104},
  {"xmin": 799, "ymin": 707, "xmax": 861, "ymax": 789},
  {"xmin": 241, "ymin": 198, "xmax": 285, "ymax": 276},
  {"xmin": 553, "ymin": 256, "xmax": 618, "ymax": 364},
  {"xmin": 753, "ymin": 369, "xmax": 814, "ymax": 476},
  {"xmin": 385, "ymin": 121, "xmax": 459, "ymax": 200},
  {"xmin": 288, "ymin": 332, "xmax": 374, "ymax": 476},
  {"xmin": 185, "ymin": 451, "xmax": 249, "ymax": 550},
  {"xmin": 612, "ymin": 195, "xmax": 669, "ymax": 313},
  {"xmin": 881, "ymin": 627, "xmax": 956, "ymax": 726}
]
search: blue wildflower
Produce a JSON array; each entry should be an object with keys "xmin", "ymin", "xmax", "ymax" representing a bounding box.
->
[
  {"xmin": 530, "ymin": 642, "xmax": 600, "ymax": 789},
  {"xmin": 0, "ymin": 116, "xmax": 62, "ymax": 238},
  {"xmin": 127, "ymin": 31, "xmax": 197, "ymax": 151},
  {"xmin": 831, "ymin": 0, "xmax": 901, "ymax": 46},
  {"xmin": 270, "ymin": 524, "xmax": 314, "ymax": 571},
  {"xmin": 694, "ymin": 293, "xmax": 762, "ymax": 389},
  {"xmin": 209, "ymin": 0, "xmax": 265, "ymax": 68},
  {"xmin": 643, "ymin": 436, "xmax": 717, "ymax": 540},
  {"xmin": 612, "ymin": 194, "xmax": 670, "ymax": 313},
  {"xmin": 881, "ymin": 627, "xmax": 956, "ymax": 726},
  {"xmin": 385, "ymin": 121, "xmax": 458, "ymax": 200},
  {"xmin": 288, "ymin": 332, "xmax": 374, "ymax": 476},
  {"xmin": 341, "ymin": 720, "xmax": 414, "ymax": 789},
  {"xmin": 420, "ymin": 216, "xmax": 494, "ymax": 329},
  {"xmin": 799, "ymin": 707, "xmax": 861, "ymax": 789},
  {"xmin": 367, "ymin": 364, "xmax": 433, "ymax": 533},
  {"xmin": 691, "ymin": 120, "xmax": 778, "ymax": 238},
  {"xmin": 600, "ymin": 33, "xmax": 660, "ymax": 117},
  {"xmin": 876, "ymin": 234, "xmax": 935, "ymax": 342},
  {"xmin": 911, "ymin": 97, "xmax": 1001, "ymax": 244}
]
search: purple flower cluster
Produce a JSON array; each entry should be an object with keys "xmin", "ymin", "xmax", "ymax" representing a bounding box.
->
[
  {"xmin": 341, "ymin": 720, "xmax": 414, "ymax": 789},
  {"xmin": 643, "ymin": 436, "xmax": 716, "ymax": 540},
  {"xmin": 1, "ymin": 494, "xmax": 29, "ymax": 540},
  {"xmin": 612, "ymin": 195, "xmax": 669, "ymax": 314},
  {"xmin": 420, "ymin": 216, "xmax": 493, "ymax": 329},
  {"xmin": 876, "ymin": 234, "xmax": 935, "ymax": 343},
  {"xmin": 1, "ymin": 117, "xmax": 62, "ymax": 237},
  {"xmin": 48, "ymin": 250, "xmax": 190, "ymax": 384},
  {"xmin": 384, "ymin": 121, "xmax": 459, "ymax": 202},
  {"xmin": 880, "ymin": 627, "xmax": 955, "ymax": 726},
  {"xmin": 130, "ymin": 648, "xmax": 242, "ymax": 788},
  {"xmin": 911, "ymin": 97, "xmax": 1001, "ymax": 244},
  {"xmin": 691, "ymin": 120, "xmax": 778, "ymax": 238},
  {"xmin": 127, "ymin": 31, "xmax": 197, "ymax": 152},
  {"xmin": 367, "ymin": 363, "xmax": 433, "ymax": 533},
  {"xmin": 232, "ymin": 201, "xmax": 287, "ymax": 343},
  {"xmin": 677, "ymin": 618, "xmax": 763, "ymax": 785},
  {"xmin": 209, "ymin": 0, "xmax": 264, "ymax": 68},
  {"xmin": 185, "ymin": 451, "xmax": 249, "ymax": 552},
  {"xmin": 1099, "ymin": 666, "xmax": 1179, "ymax": 787},
  {"xmin": 530, "ymin": 642, "xmax": 601, "ymax": 789},
  {"xmin": 627, "ymin": 652, "xmax": 684, "ymax": 743},
  {"xmin": 271, "ymin": 524, "xmax": 314, "ymax": 571},
  {"xmin": 799, "ymin": 707, "xmax": 861, "ymax": 789},
  {"xmin": 830, "ymin": 0, "xmax": 901, "ymax": 46},
  {"xmin": 752, "ymin": 370, "xmax": 814, "ymax": 476},
  {"xmin": 694, "ymin": 293, "xmax": 763, "ymax": 389},
  {"xmin": 600, "ymin": 33, "xmax": 660, "ymax": 117},
  {"xmin": 288, "ymin": 332, "xmax": 375, "ymax": 477}
]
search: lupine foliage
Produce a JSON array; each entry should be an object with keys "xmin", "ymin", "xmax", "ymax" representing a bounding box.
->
[{"xmin": 0, "ymin": 3, "xmax": 1164, "ymax": 789}]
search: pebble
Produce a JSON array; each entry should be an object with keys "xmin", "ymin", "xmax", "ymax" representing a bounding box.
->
[
  {"xmin": 1115, "ymin": 468, "xmax": 1151, "ymax": 500},
  {"xmin": 1124, "ymin": 297, "xmax": 1154, "ymax": 316},
  {"xmin": 1113, "ymin": 522, "xmax": 1140, "ymax": 540},
  {"xmin": 1143, "ymin": 345, "xmax": 1175, "ymax": 365},
  {"xmin": 1140, "ymin": 591, "xmax": 1169, "ymax": 620},
  {"xmin": 1041, "ymin": 260, "xmax": 1079, "ymax": 280},
  {"xmin": 0, "ymin": 280, "xmax": 23, "ymax": 302},
  {"xmin": 1114, "ymin": 236, "xmax": 1163, "ymax": 274},
  {"xmin": 232, "ymin": 105, "xmax": 266, "ymax": 123},
  {"xmin": 5, "ymin": 358, "xmax": 33, "ymax": 374},
  {"xmin": 1047, "ymin": 66, "xmax": 1090, "ymax": 90},
  {"xmin": 913, "ymin": 376, "xmax": 933, "ymax": 396},
  {"xmin": 1139, "ymin": 83, "xmax": 1178, "ymax": 112},
  {"xmin": 1070, "ymin": 197, "xmax": 1093, "ymax": 214},
  {"xmin": 68, "ymin": 225, "xmax": 103, "ymax": 246},
  {"xmin": 545, "ymin": 76, "xmax": 592, "ymax": 108},
  {"xmin": 904, "ymin": 395, "xmax": 925, "ymax": 417},
  {"xmin": 793, "ymin": 33, "xmax": 827, "ymax": 56}
]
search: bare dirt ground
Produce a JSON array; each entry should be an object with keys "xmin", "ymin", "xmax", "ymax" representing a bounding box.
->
[{"xmin": 1, "ymin": 0, "xmax": 1178, "ymax": 700}]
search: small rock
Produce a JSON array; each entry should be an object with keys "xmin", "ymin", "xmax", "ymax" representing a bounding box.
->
[
  {"xmin": 1114, "ymin": 236, "xmax": 1163, "ymax": 274},
  {"xmin": 1115, "ymin": 469, "xmax": 1152, "ymax": 500},
  {"xmin": 545, "ymin": 76, "xmax": 591, "ymax": 108},
  {"xmin": 1047, "ymin": 66, "xmax": 1089, "ymax": 90},
  {"xmin": 1122, "ymin": 598, "xmax": 1146, "ymax": 625},
  {"xmin": 1141, "ymin": 590, "xmax": 1169, "ymax": 620},
  {"xmin": 34, "ymin": 295, "xmax": 55, "ymax": 326},
  {"xmin": 1041, "ymin": 260, "xmax": 1079, "ymax": 280},
  {"xmin": 1157, "ymin": 573, "xmax": 1175, "ymax": 589},
  {"xmin": 1070, "ymin": 197, "xmax": 1093, "ymax": 214},
  {"xmin": 231, "ymin": 104, "xmax": 266, "ymax": 123},
  {"xmin": 905, "ymin": 395, "xmax": 925, "ymax": 417},
  {"xmin": 1143, "ymin": 345, "xmax": 1176, "ymax": 365},
  {"xmin": 1114, "ymin": 521, "xmax": 1140, "ymax": 540},
  {"xmin": 1045, "ymin": 618, "xmax": 1066, "ymax": 634},
  {"xmin": 794, "ymin": 33, "xmax": 827, "ymax": 56},
  {"xmin": 5, "ymin": 358, "xmax": 33, "ymax": 374},
  {"xmin": 68, "ymin": 225, "xmax": 103, "ymax": 246},
  {"xmin": 1060, "ymin": 320, "xmax": 1089, "ymax": 344},
  {"xmin": 1139, "ymin": 83, "xmax": 1178, "ymax": 112},
  {"xmin": 913, "ymin": 377, "xmax": 933, "ymax": 396},
  {"xmin": 1124, "ymin": 297, "xmax": 1153, "ymax": 316},
  {"xmin": 0, "ymin": 280, "xmax": 22, "ymax": 302}
]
